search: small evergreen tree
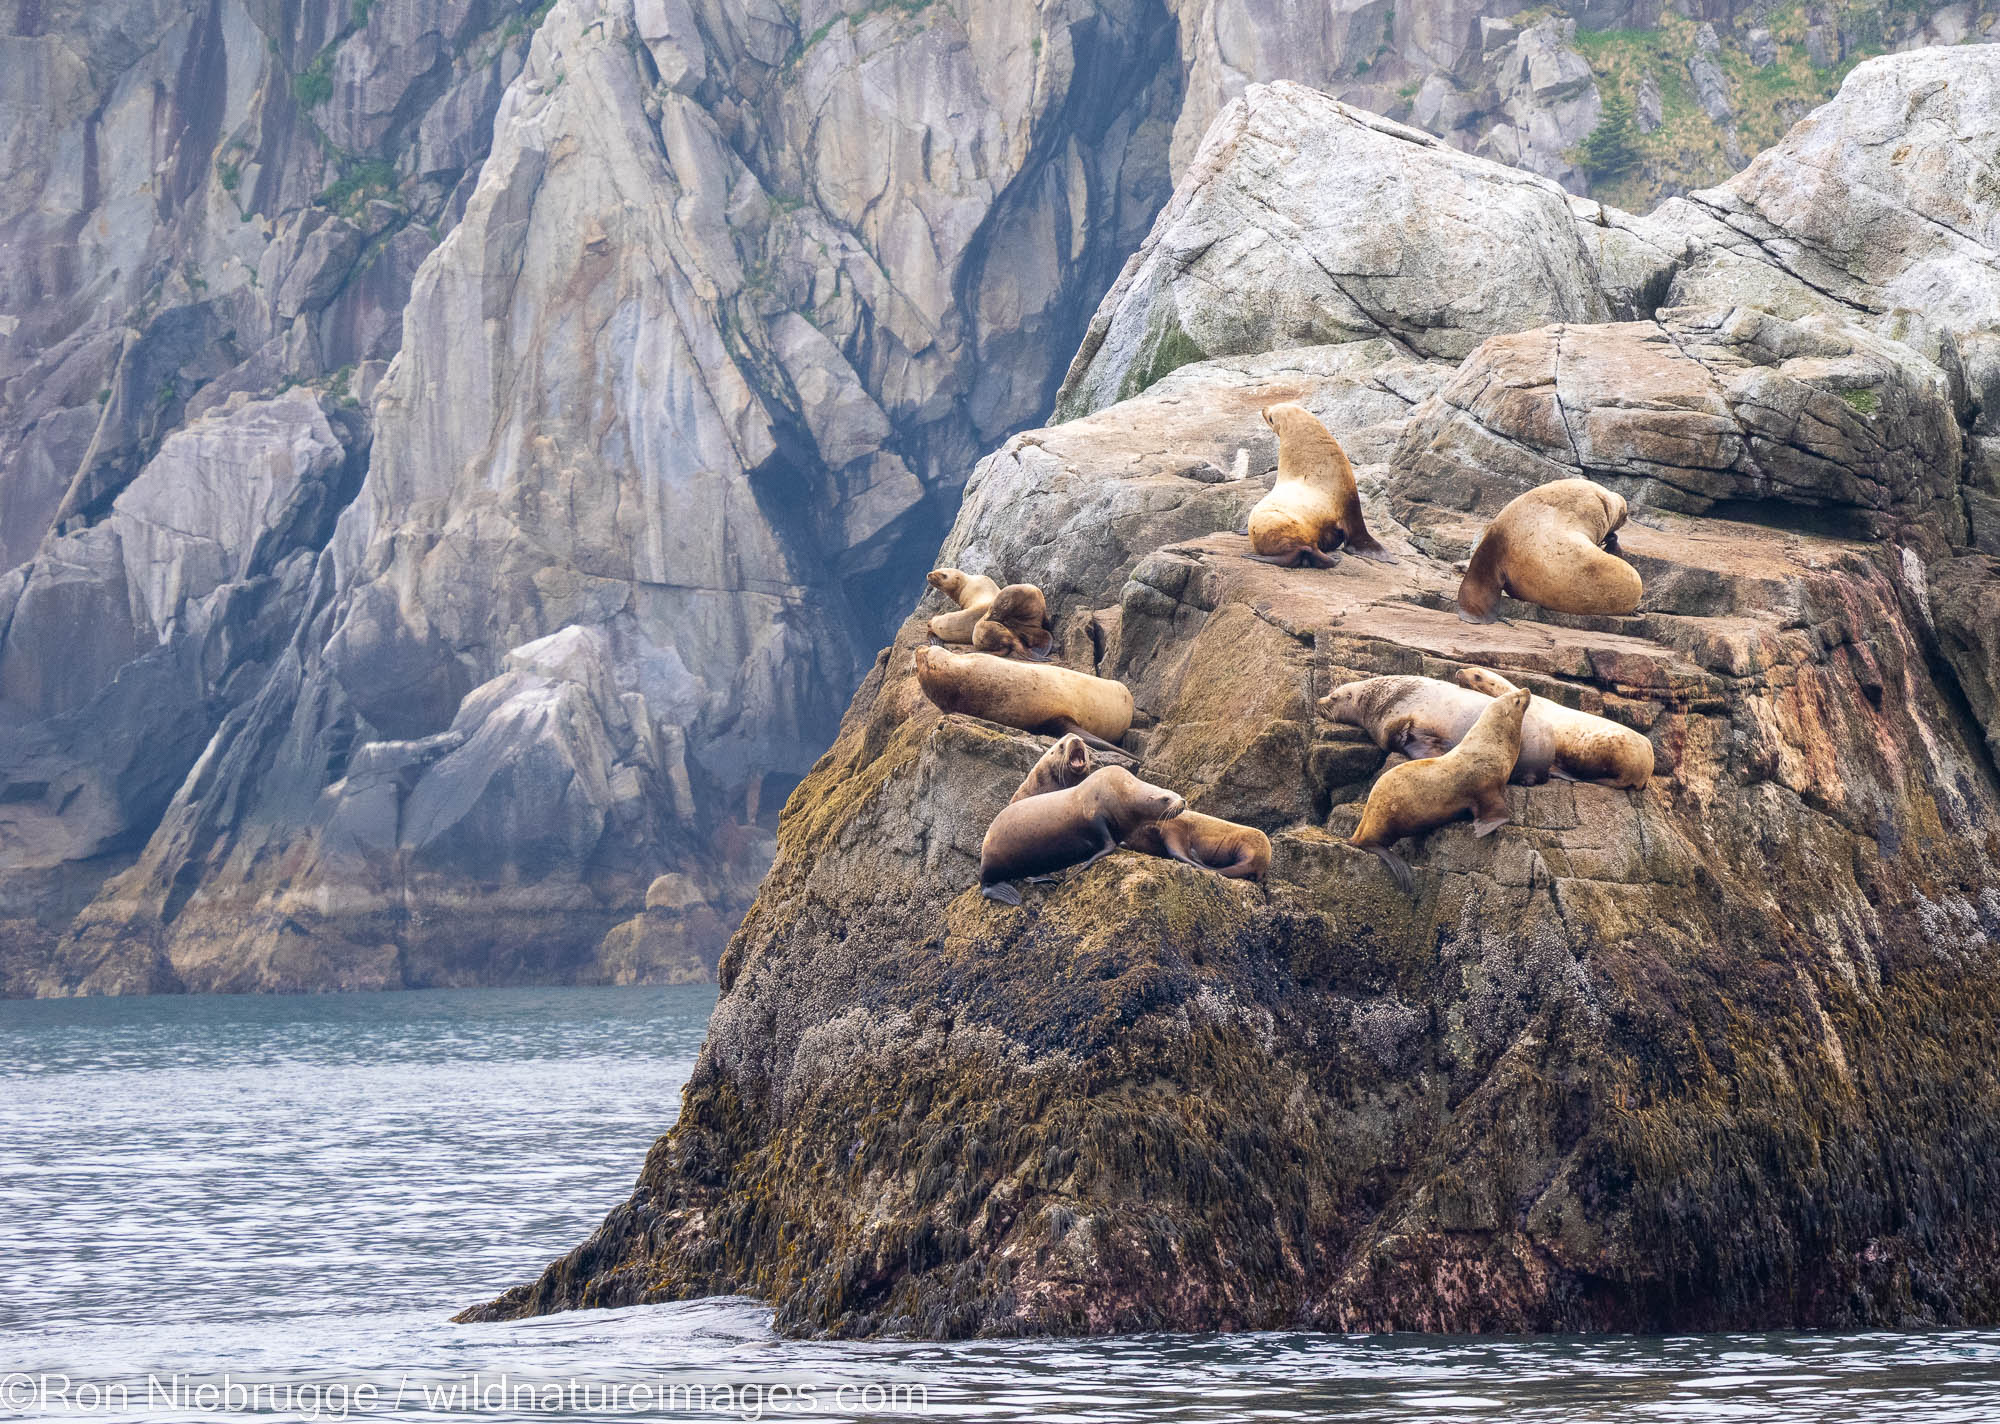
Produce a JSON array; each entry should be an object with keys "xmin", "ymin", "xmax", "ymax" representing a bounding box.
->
[{"xmin": 1578, "ymin": 90, "xmax": 1642, "ymax": 183}]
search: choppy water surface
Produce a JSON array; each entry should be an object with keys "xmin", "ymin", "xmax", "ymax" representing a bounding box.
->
[{"xmin": 4, "ymin": 986, "xmax": 1999, "ymax": 1423}]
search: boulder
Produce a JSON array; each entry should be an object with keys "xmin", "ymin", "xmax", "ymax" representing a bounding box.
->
[
  {"xmin": 1054, "ymin": 83, "xmax": 1676, "ymax": 419},
  {"xmin": 467, "ymin": 47, "xmax": 2000, "ymax": 1340}
]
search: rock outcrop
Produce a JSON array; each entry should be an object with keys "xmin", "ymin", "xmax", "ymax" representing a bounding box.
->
[
  {"xmin": 472, "ymin": 56, "xmax": 2000, "ymax": 1337},
  {"xmin": 5, "ymin": 0, "xmax": 1996, "ymax": 996}
]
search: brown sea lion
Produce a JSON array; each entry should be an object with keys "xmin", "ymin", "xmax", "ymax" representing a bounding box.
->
[
  {"xmin": 972, "ymin": 583, "xmax": 1055, "ymax": 661},
  {"xmin": 1009, "ymin": 734, "xmax": 1098, "ymax": 803},
  {"xmin": 914, "ymin": 646, "xmax": 1133, "ymax": 752},
  {"xmin": 979, "ymin": 766, "xmax": 1186, "ymax": 904},
  {"xmin": 1349, "ymin": 687, "xmax": 1530, "ymax": 893},
  {"xmin": 1245, "ymin": 402, "xmax": 1394, "ymax": 568},
  {"xmin": 1124, "ymin": 811, "xmax": 1272, "ymax": 881},
  {"xmin": 1457, "ymin": 478, "xmax": 1641, "ymax": 623},
  {"xmin": 1452, "ymin": 667, "xmax": 1654, "ymax": 789},
  {"xmin": 927, "ymin": 568, "xmax": 1000, "ymax": 643}
]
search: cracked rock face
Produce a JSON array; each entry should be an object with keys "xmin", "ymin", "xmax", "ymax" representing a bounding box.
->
[
  {"xmin": 472, "ymin": 52, "xmax": 2000, "ymax": 1338},
  {"xmin": 2, "ymin": 0, "xmax": 1183, "ymax": 993},
  {"xmin": 1054, "ymin": 84, "xmax": 1669, "ymax": 419}
]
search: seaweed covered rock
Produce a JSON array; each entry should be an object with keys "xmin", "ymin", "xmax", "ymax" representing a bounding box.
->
[{"xmin": 475, "ymin": 53, "xmax": 2000, "ymax": 1337}]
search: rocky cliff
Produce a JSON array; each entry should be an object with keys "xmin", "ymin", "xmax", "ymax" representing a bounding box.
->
[
  {"xmin": 470, "ymin": 52, "xmax": 2000, "ymax": 1336},
  {"xmin": 3, "ymin": 1, "xmax": 1994, "ymax": 996}
]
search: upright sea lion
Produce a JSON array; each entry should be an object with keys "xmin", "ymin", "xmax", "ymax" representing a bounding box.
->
[
  {"xmin": 1124, "ymin": 811, "xmax": 1272, "ymax": 881},
  {"xmin": 1457, "ymin": 478, "xmax": 1641, "ymax": 623},
  {"xmin": 1349, "ymin": 687, "xmax": 1530, "ymax": 893},
  {"xmin": 972, "ymin": 583, "xmax": 1055, "ymax": 661},
  {"xmin": 914, "ymin": 646, "xmax": 1133, "ymax": 752},
  {"xmin": 1452, "ymin": 667, "xmax": 1654, "ymax": 789},
  {"xmin": 979, "ymin": 766, "xmax": 1186, "ymax": 904},
  {"xmin": 1246, "ymin": 402, "xmax": 1394, "ymax": 568},
  {"xmin": 1009, "ymin": 734, "xmax": 1097, "ymax": 803},
  {"xmin": 927, "ymin": 568, "xmax": 1000, "ymax": 643}
]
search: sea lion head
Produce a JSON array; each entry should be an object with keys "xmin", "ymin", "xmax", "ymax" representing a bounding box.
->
[
  {"xmin": 1261, "ymin": 400, "xmax": 1323, "ymax": 442},
  {"xmin": 927, "ymin": 567, "xmax": 968, "ymax": 599},
  {"xmin": 1488, "ymin": 687, "xmax": 1533, "ymax": 739},
  {"xmin": 1316, "ymin": 675, "xmax": 1419, "ymax": 730},
  {"xmin": 1052, "ymin": 732, "xmax": 1092, "ymax": 778},
  {"xmin": 1316, "ymin": 679, "xmax": 1369, "ymax": 728},
  {"xmin": 1593, "ymin": 483, "xmax": 1629, "ymax": 537},
  {"xmin": 1089, "ymin": 765, "xmax": 1185, "ymax": 823},
  {"xmin": 1453, "ymin": 667, "xmax": 1519, "ymax": 700}
]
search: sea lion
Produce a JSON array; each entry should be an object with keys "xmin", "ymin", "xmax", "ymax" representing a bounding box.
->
[
  {"xmin": 1349, "ymin": 687, "xmax": 1530, "ymax": 893},
  {"xmin": 914, "ymin": 646, "xmax": 1133, "ymax": 752},
  {"xmin": 1452, "ymin": 667, "xmax": 1654, "ymax": 789},
  {"xmin": 1318, "ymin": 673, "xmax": 1653, "ymax": 788},
  {"xmin": 1245, "ymin": 402, "xmax": 1394, "ymax": 568},
  {"xmin": 972, "ymin": 583, "xmax": 1055, "ymax": 661},
  {"xmin": 1124, "ymin": 811, "xmax": 1272, "ymax": 881},
  {"xmin": 979, "ymin": 766, "xmax": 1186, "ymax": 904},
  {"xmin": 1009, "ymin": 733, "xmax": 1097, "ymax": 803},
  {"xmin": 927, "ymin": 568, "xmax": 1000, "ymax": 643},
  {"xmin": 1457, "ymin": 478, "xmax": 1641, "ymax": 623}
]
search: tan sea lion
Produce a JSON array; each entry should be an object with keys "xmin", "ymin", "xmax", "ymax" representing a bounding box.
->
[
  {"xmin": 972, "ymin": 583, "xmax": 1055, "ymax": 662},
  {"xmin": 1457, "ymin": 478, "xmax": 1641, "ymax": 623},
  {"xmin": 927, "ymin": 568, "xmax": 1000, "ymax": 643},
  {"xmin": 1123, "ymin": 811, "xmax": 1272, "ymax": 881},
  {"xmin": 1349, "ymin": 686, "xmax": 1530, "ymax": 893},
  {"xmin": 914, "ymin": 646, "xmax": 1133, "ymax": 752},
  {"xmin": 1452, "ymin": 667, "xmax": 1654, "ymax": 789},
  {"xmin": 1009, "ymin": 734, "xmax": 1098, "ymax": 803},
  {"xmin": 979, "ymin": 766, "xmax": 1186, "ymax": 904},
  {"xmin": 1245, "ymin": 402, "xmax": 1394, "ymax": 568}
]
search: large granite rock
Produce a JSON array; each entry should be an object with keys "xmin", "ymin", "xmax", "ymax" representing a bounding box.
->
[
  {"xmin": 1053, "ymin": 83, "xmax": 1675, "ymax": 418},
  {"xmin": 470, "ymin": 49, "xmax": 2000, "ymax": 1337}
]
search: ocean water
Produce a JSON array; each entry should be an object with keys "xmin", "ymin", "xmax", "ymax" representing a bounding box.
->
[{"xmin": 4, "ymin": 986, "xmax": 2000, "ymax": 1423}]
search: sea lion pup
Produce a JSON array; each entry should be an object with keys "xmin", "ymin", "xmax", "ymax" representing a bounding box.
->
[
  {"xmin": 926, "ymin": 568, "xmax": 1000, "ymax": 643},
  {"xmin": 1452, "ymin": 667, "xmax": 1654, "ymax": 789},
  {"xmin": 1009, "ymin": 734, "xmax": 1097, "ymax": 803},
  {"xmin": 1123, "ymin": 811, "xmax": 1272, "ymax": 881},
  {"xmin": 914, "ymin": 646, "xmax": 1133, "ymax": 752},
  {"xmin": 971, "ymin": 583, "xmax": 1055, "ymax": 662},
  {"xmin": 1349, "ymin": 687, "xmax": 1530, "ymax": 894},
  {"xmin": 1456, "ymin": 478, "xmax": 1641, "ymax": 623},
  {"xmin": 979, "ymin": 766, "xmax": 1186, "ymax": 904},
  {"xmin": 1245, "ymin": 402, "xmax": 1395, "ymax": 567}
]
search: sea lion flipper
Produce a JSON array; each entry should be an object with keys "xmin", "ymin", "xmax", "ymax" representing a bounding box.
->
[
  {"xmin": 1341, "ymin": 514, "xmax": 1396, "ymax": 565},
  {"xmin": 1370, "ymin": 845, "xmax": 1414, "ymax": 895},
  {"xmin": 1456, "ymin": 528, "xmax": 1506, "ymax": 622},
  {"xmin": 1548, "ymin": 765, "xmax": 1580, "ymax": 783},
  {"xmin": 981, "ymin": 882, "xmax": 1023, "ymax": 906},
  {"xmin": 1470, "ymin": 816, "xmax": 1508, "ymax": 838},
  {"xmin": 1399, "ymin": 732, "xmax": 1451, "ymax": 760}
]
